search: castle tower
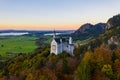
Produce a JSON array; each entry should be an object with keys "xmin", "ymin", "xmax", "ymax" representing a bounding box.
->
[
  {"xmin": 69, "ymin": 37, "xmax": 74, "ymax": 55},
  {"xmin": 53, "ymin": 29, "xmax": 56, "ymax": 39},
  {"xmin": 60, "ymin": 38, "xmax": 63, "ymax": 53},
  {"xmin": 69, "ymin": 37, "xmax": 73, "ymax": 44}
]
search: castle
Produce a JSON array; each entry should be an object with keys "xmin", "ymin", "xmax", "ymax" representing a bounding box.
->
[{"xmin": 50, "ymin": 31, "xmax": 74, "ymax": 55}]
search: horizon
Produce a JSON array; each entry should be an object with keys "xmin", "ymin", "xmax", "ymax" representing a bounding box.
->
[
  {"xmin": 0, "ymin": 29, "xmax": 76, "ymax": 31},
  {"xmin": 0, "ymin": 0, "xmax": 120, "ymax": 30}
]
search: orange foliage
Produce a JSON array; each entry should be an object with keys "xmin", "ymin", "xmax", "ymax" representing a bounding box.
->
[{"xmin": 91, "ymin": 70, "xmax": 110, "ymax": 80}]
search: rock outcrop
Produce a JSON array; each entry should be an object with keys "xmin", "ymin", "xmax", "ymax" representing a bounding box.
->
[{"xmin": 106, "ymin": 14, "xmax": 120, "ymax": 29}]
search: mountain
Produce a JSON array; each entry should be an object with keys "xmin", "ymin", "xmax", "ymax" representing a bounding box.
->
[
  {"xmin": 72, "ymin": 14, "xmax": 120, "ymax": 41},
  {"xmin": 106, "ymin": 14, "xmax": 120, "ymax": 29},
  {"xmin": 105, "ymin": 14, "xmax": 120, "ymax": 48},
  {"xmin": 72, "ymin": 23, "xmax": 106, "ymax": 40},
  {"xmin": 87, "ymin": 14, "xmax": 120, "ymax": 50}
]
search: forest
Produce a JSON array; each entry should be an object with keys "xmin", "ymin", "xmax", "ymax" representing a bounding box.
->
[
  {"xmin": 0, "ymin": 42, "xmax": 120, "ymax": 80},
  {"xmin": 0, "ymin": 14, "xmax": 120, "ymax": 80}
]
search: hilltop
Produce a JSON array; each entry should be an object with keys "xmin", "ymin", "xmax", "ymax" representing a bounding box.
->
[
  {"xmin": 106, "ymin": 14, "xmax": 120, "ymax": 29},
  {"xmin": 72, "ymin": 23, "xmax": 106, "ymax": 40}
]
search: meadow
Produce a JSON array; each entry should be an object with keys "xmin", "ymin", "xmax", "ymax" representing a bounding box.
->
[
  {"xmin": 0, "ymin": 36, "xmax": 38, "ymax": 58},
  {"xmin": 0, "ymin": 34, "xmax": 91, "ymax": 58},
  {"xmin": 75, "ymin": 37, "xmax": 93, "ymax": 45}
]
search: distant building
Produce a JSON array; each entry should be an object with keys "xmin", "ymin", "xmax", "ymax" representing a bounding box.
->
[{"xmin": 50, "ymin": 30, "xmax": 74, "ymax": 55}]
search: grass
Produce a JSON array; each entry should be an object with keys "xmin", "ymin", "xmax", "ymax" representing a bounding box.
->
[
  {"xmin": 0, "ymin": 36, "xmax": 38, "ymax": 58},
  {"xmin": 45, "ymin": 36, "xmax": 52, "ymax": 43},
  {"xmin": 75, "ymin": 37, "xmax": 93, "ymax": 45}
]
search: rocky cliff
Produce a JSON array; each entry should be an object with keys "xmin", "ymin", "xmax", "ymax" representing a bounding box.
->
[{"xmin": 106, "ymin": 14, "xmax": 120, "ymax": 29}]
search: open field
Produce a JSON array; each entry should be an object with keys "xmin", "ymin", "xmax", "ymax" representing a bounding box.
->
[
  {"xmin": 0, "ymin": 36, "xmax": 38, "ymax": 57},
  {"xmin": 75, "ymin": 37, "xmax": 93, "ymax": 45}
]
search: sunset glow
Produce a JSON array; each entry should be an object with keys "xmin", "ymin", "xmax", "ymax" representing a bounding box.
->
[
  {"xmin": 0, "ymin": 0, "xmax": 120, "ymax": 30},
  {"xmin": 0, "ymin": 22, "xmax": 82, "ymax": 30}
]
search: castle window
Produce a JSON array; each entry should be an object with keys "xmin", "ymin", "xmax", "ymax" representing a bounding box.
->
[{"xmin": 52, "ymin": 45, "xmax": 56, "ymax": 51}]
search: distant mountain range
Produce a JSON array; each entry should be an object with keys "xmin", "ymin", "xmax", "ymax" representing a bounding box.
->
[
  {"xmin": 72, "ymin": 14, "xmax": 120, "ymax": 41},
  {"xmin": 0, "ymin": 30, "xmax": 75, "ymax": 37},
  {"xmin": 72, "ymin": 14, "xmax": 120, "ymax": 50},
  {"xmin": 72, "ymin": 23, "xmax": 106, "ymax": 40},
  {"xmin": 0, "ymin": 30, "xmax": 74, "ymax": 33}
]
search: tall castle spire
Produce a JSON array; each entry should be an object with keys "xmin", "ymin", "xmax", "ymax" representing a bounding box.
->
[
  {"xmin": 69, "ymin": 37, "xmax": 73, "ymax": 44},
  {"xmin": 53, "ymin": 29, "xmax": 56, "ymax": 38}
]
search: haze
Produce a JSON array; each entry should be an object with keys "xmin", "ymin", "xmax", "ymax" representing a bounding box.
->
[{"xmin": 0, "ymin": 0, "xmax": 120, "ymax": 30}]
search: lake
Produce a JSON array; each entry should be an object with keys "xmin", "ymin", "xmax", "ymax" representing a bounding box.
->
[
  {"xmin": 44, "ymin": 33, "xmax": 65, "ymax": 36},
  {"xmin": 44, "ymin": 31, "xmax": 73, "ymax": 36},
  {"xmin": 0, "ymin": 32, "xmax": 29, "ymax": 36}
]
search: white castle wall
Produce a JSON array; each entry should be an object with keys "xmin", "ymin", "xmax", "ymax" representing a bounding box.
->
[{"xmin": 50, "ymin": 36, "xmax": 74, "ymax": 55}]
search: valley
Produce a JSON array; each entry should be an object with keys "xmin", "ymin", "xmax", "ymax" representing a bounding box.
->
[
  {"xmin": 0, "ymin": 14, "xmax": 120, "ymax": 80},
  {"xmin": 0, "ymin": 36, "xmax": 38, "ymax": 58},
  {"xmin": 0, "ymin": 30, "xmax": 75, "ymax": 58}
]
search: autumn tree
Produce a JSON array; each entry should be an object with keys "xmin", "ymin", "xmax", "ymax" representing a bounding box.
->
[
  {"xmin": 90, "ymin": 45, "xmax": 112, "ymax": 70},
  {"xmin": 101, "ymin": 64, "xmax": 113, "ymax": 79},
  {"xmin": 113, "ymin": 59, "xmax": 120, "ymax": 80},
  {"xmin": 75, "ymin": 52, "xmax": 91, "ymax": 80}
]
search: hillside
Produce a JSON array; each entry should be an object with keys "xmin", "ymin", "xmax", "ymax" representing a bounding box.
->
[
  {"xmin": 103, "ymin": 14, "xmax": 120, "ymax": 48},
  {"xmin": 72, "ymin": 23, "xmax": 106, "ymax": 40},
  {"xmin": 0, "ymin": 14, "xmax": 120, "ymax": 80},
  {"xmin": 106, "ymin": 14, "xmax": 120, "ymax": 29},
  {"xmin": 72, "ymin": 14, "xmax": 120, "ymax": 42},
  {"xmin": 85, "ymin": 14, "xmax": 120, "ymax": 51}
]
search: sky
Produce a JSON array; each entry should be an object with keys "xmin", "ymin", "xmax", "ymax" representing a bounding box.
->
[{"xmin": 0, "ymin": 0, "xmax": 120, "ymax": 30}]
